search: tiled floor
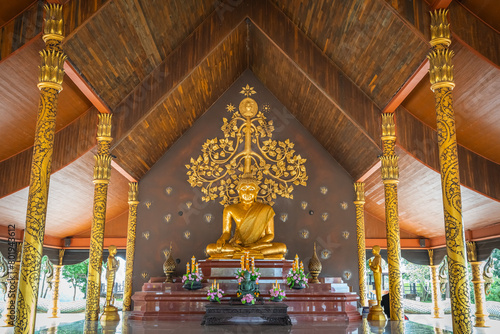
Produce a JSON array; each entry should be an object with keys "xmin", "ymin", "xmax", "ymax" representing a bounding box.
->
[{"xmin": 1, "ymin": 312, "xmax": 498, "ymax": 333}]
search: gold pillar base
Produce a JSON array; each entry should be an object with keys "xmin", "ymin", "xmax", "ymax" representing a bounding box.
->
[
  {"xmin": 474, "ymin": 314, "xmax": 489, "ymax": 328},
  {"xmin": 101, "ymin": 305, "xmax": 120, "ymax": 323},
  {"xmin": 368, "ymin": 313, "xmax": 387, "ymax": 334},
  {"xmin": 101, "ymin": 307, "xmax": 120, "ymax": 334},
  {"xmin": 367, "ymin": 305, "xmax": 387, "ymax": 321}
]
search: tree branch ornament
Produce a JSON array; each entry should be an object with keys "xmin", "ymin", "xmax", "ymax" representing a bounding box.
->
[{"xmin": 186, "ymin": 86, "xmax": 308, "ymax": 206}]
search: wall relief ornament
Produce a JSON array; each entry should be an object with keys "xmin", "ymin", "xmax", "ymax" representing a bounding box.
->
[
  {"xmin": 299, "ymin": 229, "xmax": 310, "ymax": 239},
  {"xmin": 165, "ymin": 187, "xmax": 173, "ymax": 195},
  {"xmin": 142, "ymin": 231, "xmax": 150, "ymax": 240},
  {"xmin": 164, "ymin": 214, "xmax": 172, "ymax": 223},
  {"xmin": 204, "ymin": 213, "xmax": 213, "ymax": 223},
  {"xmin": 301, "ymin": 201, "xmax": 308, "ymax": 210},
  {"xmin": 186, "ymin": 85, "xmax": 308, "ymax": 206},
  {"xmin": 321, "ymin": 213, "xmax": 329, "ymax": 222},
  {"xmin": 321, "ymin": 249, "xmax": 331, "ymax": 260},
  {"xmin": 320, "ymin": 186, "xmax": 328, "ymax": 195},
  {"xmin": 280, "ymin": 213, "xmax": 288, "ymax": 222}
]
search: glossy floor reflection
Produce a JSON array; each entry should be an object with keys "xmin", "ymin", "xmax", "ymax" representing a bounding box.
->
[
  {"xmin": 6, "ymin": 312, "xmax": 500, "ymax": 333},
  {"xmin": 31, "ymin": 319, "xmax": 451, "ymax": 334},
  {"xmin": 0, "ymin": 313, "xmax": 458, "ymax": 334}
]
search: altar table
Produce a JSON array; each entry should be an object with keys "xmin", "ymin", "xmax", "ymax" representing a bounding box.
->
[{"xmin": 201, "ymin": 300, "xmax": 292, "ymax": 326}]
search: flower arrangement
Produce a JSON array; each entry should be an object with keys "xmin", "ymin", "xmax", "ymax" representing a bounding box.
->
[
  {"xmin": 207, "ymin": 279, "xmax": 224, "ymax": 303},
  {"xmin": 286, "ymin": 254, "xmax": 309, "ymax": 289},
  {"xmin": 269, "ymin": 280, "xmax": 286, "ymax": 301},
  {"xmin": 182, "ymin": 256, "xmax": 203, "ymax": 289},
  {"xmin": 241, "ymin": 293, "xmax": 256, "ymax": 305}
]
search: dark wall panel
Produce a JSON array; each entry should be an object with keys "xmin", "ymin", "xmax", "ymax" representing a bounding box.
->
[{"xmin": 132, "ymin": 71, "xmax": 359, "ymax": 296}]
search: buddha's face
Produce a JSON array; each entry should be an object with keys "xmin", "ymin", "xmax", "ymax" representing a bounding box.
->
[{"xmin": 238, "ymin": 182, "xmax": 259, "ymax": 204}]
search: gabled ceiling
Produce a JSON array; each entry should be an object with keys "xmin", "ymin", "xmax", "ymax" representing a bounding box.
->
[{"xmin": 0, "ymin": 0, "xmax": 499, "ymax": 247}]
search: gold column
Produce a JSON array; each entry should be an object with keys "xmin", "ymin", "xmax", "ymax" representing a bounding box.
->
[
  {"xmin": 123, "ymin": 182, "xmax": 139, "ymax": 311},
  {"xmin": 84, "ymin": 113, "xmax": 113, "ymax": 328},
  {"xmin": 467, "ymin": 242, "xmax": 488, "ymax": 327},
  {"xmin": 3, "ymin": 242, "xmax": 22, "ymax": 327},
  {"xmin": 354, "ymin": 182, "xmax": 368, "ymax": 307},
  {"xmin": 428, "ymin": 250, "xmax": 442, "ymax": 318},
  {"xmin": 49, "ymin": 250, "xmax": 64, "ymax": 318},
  {"xmin": 428, "ymin": 9, "xmax": 472, "ymax": 333},
  {"xmin": 380, "ymin": 112, "xmax": 404, "ymax": 321},
  {"xmin": 15, "ymin": 5, "xmax": 66, "ymax": 334}
]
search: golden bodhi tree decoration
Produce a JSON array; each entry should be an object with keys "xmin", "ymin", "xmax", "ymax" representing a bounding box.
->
[{"xmin": 186, "ymin": 85, "xmax": 308, "ymax": 206}]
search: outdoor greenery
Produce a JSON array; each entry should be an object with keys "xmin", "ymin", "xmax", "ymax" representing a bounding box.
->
[
  {"xmin": 401, "ymin": 258, "xmax": 431, "ymax": 302},
  {"xmin": 62, "ymin": 259, "xmax": 89, "ymax": 301},
  {"xmin": 485, "ymin": 248, "xmax": 500, "ymax": 302}
]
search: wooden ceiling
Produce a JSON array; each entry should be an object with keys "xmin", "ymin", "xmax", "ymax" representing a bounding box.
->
[
  {"xmin": 0, "ymin": 0, "xmax": 36, "ymax": 26},
  {"xmin": 0, "ymin": 0, "xmax": 499, "ymax": 246},
  {"xmin": 0, "ymin": 37, "xmax": 92, "ymax": 161}
]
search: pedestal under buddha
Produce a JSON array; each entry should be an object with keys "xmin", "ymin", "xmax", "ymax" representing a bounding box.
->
[{"xmin": 206, "ymin": 174, "xmax": 287, "ymax": 259}]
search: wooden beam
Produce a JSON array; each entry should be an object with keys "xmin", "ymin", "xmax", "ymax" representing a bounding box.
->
[
  {"xmin": 65, "ymin": 237, "xmax": 127, "ymax": 249},
  {"xmin": 365, "ymin": 238, "xmax": 424, "ymax": 249},
  {"xmin": 429, "ymin": 0, "xmax": 453, "ymax": 10},
  {"xmin": 64, "ymin": 61, "xmax": 111, "ymax": 114},
  {"xmin": 111, "ymin": 160, "xmax": 137, "ymax": 182},
  {"xmin": 356, "ymin": 160, "xmax": 381, "ymax": 183},
  {"xmin": 382, "ymin": 59, "xmax": 429, "ymax": 114}
]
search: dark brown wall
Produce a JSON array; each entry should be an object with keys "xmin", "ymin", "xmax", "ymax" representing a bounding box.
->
[{"xmin": 132, "ymin": 70, "xmax": 359, "ymax": 295}]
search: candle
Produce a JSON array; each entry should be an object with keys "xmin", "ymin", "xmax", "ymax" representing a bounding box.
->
[
  {"xmin": 241, "ymin": 256, "xmax": 244, "ymax": 270},
  {"xmin": 251, "ymin": 257, "xmax": 255, "ymax": 272},
  {"xmin": 217, "ymin": 283, "xmax": 219, "ymax": 290},
  {"xmin": 300, "ymin": 261, "xmax": 304, "ymax": 270},
  {"xmin": 186, "ymin": 262, "xmax": 190, "ymax": 273},
  {"xmin": 278, "ymin": 283, "xmax": 280, "ymax": 289},
  {"xmin": 196, "ymin": 262, "xmax": 199, "ymax": 273},
  {"xmin": 191, "ymin": 256, "xmax": 195, "ymax": 272}
]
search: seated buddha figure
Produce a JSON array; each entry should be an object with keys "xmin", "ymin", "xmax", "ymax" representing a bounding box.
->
[{"xmin": 206, "ymin": 174, "xmax": 287, "ymax": 259}]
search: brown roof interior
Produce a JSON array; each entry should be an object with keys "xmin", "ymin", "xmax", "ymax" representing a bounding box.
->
[{"xmin": 0, "ymin": 0, "xmax": 499, "ymax": 246}]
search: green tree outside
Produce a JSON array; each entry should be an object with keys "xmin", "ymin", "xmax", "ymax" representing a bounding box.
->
[{"xmin": 62, "ymin": 259, "xmax": 89, "ymax": 301}]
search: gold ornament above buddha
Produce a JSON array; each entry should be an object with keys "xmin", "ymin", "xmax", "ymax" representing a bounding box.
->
[{"xmin": 186, "ymin": 85, "xmax": 308, "ymax": 259}]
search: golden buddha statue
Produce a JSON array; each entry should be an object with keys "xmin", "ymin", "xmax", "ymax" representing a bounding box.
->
[
  {"xmin": 367, "ymin": 245, "xmax": 386, "ymax": 321},
  {"xmin": 206, "ymin": 174, "xmax": 287, "ymax": 259},
  {"xmin": 101, "ymin": 245, "xmax": 120, "ymax": 323}
]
